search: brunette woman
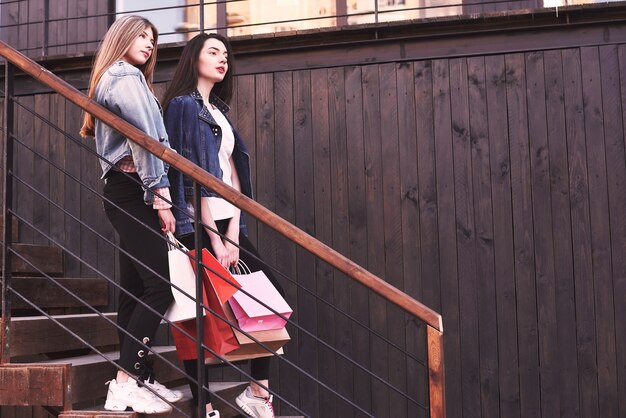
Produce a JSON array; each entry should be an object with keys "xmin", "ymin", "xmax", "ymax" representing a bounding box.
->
[
  {"xmin": 163, "ymin": 33, "xmax": 282, "ymax": 418},
  {"xmin": 80, "ymin": 15, "xmax": 182, "ymax": 414}
]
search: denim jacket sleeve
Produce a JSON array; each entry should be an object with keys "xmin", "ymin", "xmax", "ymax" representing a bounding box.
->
[
  {"xmin": 164, "ymin": 97, "xmax": 193, "ymax": 234},
  {"xmin": 104, "ymin": 70, "xmax": 170, "ymax": 191}
]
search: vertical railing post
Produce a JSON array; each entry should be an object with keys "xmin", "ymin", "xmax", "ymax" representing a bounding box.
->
[
  {"xmin": 216, "ymin": 0, "xmax": 227, "ymax": 36},
  {"xmin": 1, "ymin": 62, "xmax": 15, "ymax": 364},
  {"xmin": 107, "ymin": 0, "xmax": 116, "ymax": 27},
  {"xmin": 336, "ymin": 0, "xmax": 348, "ymax": 27},
  {"xmin": 427, "ymin": 325, "xmax": 446, "ymax": 418},
  {"xmin": 193, "ymin": 182, "xmax": 206, "ymax": 418},
  {"xmin": 43, "ymin": 0, "xmax": 50, "ymax": 56},
  {"xmin": 374, "ymin": 0, "xmax": 379, "ymax": 24},
  {"xmin": 199, "ymin": 0, "xmax": 205, "ymax": 33}
]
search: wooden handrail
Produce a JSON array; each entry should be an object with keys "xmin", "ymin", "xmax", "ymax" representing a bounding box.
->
[{"xmin": 0, "ymin": 41, "xmax": 442, "ymax": 332}]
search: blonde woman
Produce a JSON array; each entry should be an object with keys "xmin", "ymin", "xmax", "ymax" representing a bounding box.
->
[{"xmin": 81, "ymin": 15, "xmax": 182, "ymax": 414}]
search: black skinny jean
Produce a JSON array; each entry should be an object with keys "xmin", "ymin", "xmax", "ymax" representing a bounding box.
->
[
  {"xmin": 179, "ymin": 219, "xmax": 284, "ymax": 404},
  {"xmin": 103, "ymin": 171, "xmax": 174, "ymax": 376}
]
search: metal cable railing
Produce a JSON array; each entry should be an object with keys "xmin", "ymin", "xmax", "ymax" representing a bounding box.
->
[
  {"xmin": 0, "ymin": 40, "xmax": 445, "ymax": 417},
  {"xmin": 6, "ymin": 91, "xmax": 427, "ymax": 368},
  {"xmin": 8, "ymin": 149, "xmax": 395, "ymax": 417},
  {"xmin": 5, "ymin": 238, "xmax": 243, "ymax": 418},
  {"xmin": 0, "ymin": 0, "xmax": 574, "ymax": 57},
  {"xmin": 5, "ymin": 94, "xmax": 430, "ymax": 413}
]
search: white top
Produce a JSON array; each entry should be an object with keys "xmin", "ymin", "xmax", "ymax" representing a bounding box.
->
[{"xmin": 205, "ymin": 105, "xmax": 236, "ymax": 220}]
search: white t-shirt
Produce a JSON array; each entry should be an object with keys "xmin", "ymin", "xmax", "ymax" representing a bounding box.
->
[{"xmin": 205, "ymin": 105, "xmax": 236, "ymax": 220}]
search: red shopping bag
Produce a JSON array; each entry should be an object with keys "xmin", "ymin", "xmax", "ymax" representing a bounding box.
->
[
  {"xmin": 192, "ymin": 248, "xmax": 241, "ymax": 304},
  {"xmin": 170, "ymin": 249, "xmax": 241, "ymax": 360}
]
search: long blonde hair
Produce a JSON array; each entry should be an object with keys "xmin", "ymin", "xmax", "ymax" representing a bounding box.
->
[{"xmin": 80, "ymin": 15, "xmax": 159, "ymax": 138}]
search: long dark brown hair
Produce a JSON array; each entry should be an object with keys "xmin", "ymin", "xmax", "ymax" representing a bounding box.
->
[{"xmin": 162, "ymin": 33, "xmax": 235, "ymax": 111}]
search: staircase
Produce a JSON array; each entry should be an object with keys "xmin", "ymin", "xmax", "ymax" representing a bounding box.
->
[
  {"xmin": 1, "ymin": 39, "xmax": 445, "ymax": 418},
  {"xmin": 1, "ymin": 219, "xmax": 291, "ymax": 418}
]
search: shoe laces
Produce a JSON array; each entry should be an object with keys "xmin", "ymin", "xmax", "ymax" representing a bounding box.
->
[
  {"xmin": 147, "ymin": 379, "xmax": 166, "ymax": 389},
  {"xmin": 145, "ymin": 379, "xmax": 173, "ymax": 395}
]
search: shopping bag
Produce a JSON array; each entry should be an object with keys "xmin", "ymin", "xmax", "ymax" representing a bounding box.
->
[
  {"xmin": 228, "ymin": 262, "xmax": 292, "ymax": 332},
  {"xmin": 163, "ymin": 232, "xmax": 204, "ymax": 323},
  {"xmin": 170, "ymin": 249, "xmax": 240, "ymax": 360},
  {"xmin": 193, "ymin": 248, "xmax": 241, "ymax": 304},
  {"xmin": 205, "ymin": 301, "xmax": 290, "ymax": 365}
]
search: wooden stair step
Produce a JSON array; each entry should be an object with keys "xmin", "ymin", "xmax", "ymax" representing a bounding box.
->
[
  {"xmin": 71, "ymin": 383, "xmax": 301, "ymax": 418},
  {"xmin": 146, "ymin": 384, "xmax": 302, "ymax": 418},
  {"xmin": 0, "ymin": 363, "xmax": 71, "ymax": 407},
  {"xmin": 10, "ymin": 312, "xmax": 118, "ymax": 358},
  {"xmin": 7, "ymin": 243, "xmax": 63, "ymax": 275},
  {"xmin": 0, "ymin": 213, "xmax": 19, "ymax": 240},
  {"xmin": 72, "ymin": 383, "xmax": 245, "ymax": 418},
  {"xmin": 9, "ymin": 277, "xmax": 109, "ymax": 309},
  {"xmin": 45, "ymin": 346, "xmax": 185, "ymax": 405}
]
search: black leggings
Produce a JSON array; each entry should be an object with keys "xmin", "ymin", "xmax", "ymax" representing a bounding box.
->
[
  {"xmin": 179, "ymin": 219, "xmax": 284, "ymax": 404},
  {"xmin": 103, "ymin": 171, "xmax": 174, "ymax": 375}
]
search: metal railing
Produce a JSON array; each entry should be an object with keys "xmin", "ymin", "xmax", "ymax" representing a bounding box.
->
[
  {"xmin": 1, "ymin": 0, "xmax": 604, "ymax": 58},
  {"xmin": 0, "ymin": 39, "xmax": 445, "ymax": 417}
]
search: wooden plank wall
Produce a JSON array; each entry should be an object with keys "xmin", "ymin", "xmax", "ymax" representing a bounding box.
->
[
  {"xmin": 218, "ymin": 47, "xmax": 625, "ymax": 417},
  {"xmin": 462, "ymin": 0, "xmax": 540, "ymax": 14},
  {"xmin": 0, "ymin": 0, "xmax": 108, "ymax": 57},
  {"xmin": 2, "ymin": 18, "xmax": 626, "ymax": 418}
]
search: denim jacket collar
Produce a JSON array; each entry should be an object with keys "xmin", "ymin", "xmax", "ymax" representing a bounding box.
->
[{"xmin": 190, "ymin": 89, "xmax": 230, "ymax": 113}]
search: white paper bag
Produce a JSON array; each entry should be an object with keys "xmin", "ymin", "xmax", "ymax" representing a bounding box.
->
[{"xmin": 163, "ymin": 232, "xmax": 204, "ymax": 323}]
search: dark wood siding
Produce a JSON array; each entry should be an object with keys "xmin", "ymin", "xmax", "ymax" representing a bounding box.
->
[
  {"xmin": 227, "ymin": 45, "xmax": 626, "ymax": 418},
  {"xmin": 0, "ymin": 0, "xmax": 110, "ymax": 57},
  {"xmin": 3, "ymin": 8, "xmax": 626, "ymax": 417}
]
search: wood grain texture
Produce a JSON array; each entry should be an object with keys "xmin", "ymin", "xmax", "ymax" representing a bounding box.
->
[
  {"xmin": 397, "ymin": 61, "xmax": 428, "ymax": 417},
  {"xmin": 562, "ymin": 48, "xmax": 600, "ymax": 418},
  {"xmin": 467, "ymin": 55, "xmax": 499, "ymax": 418},
  {"xmin": 432, "ymin": 58, "xmax": 461, "ymax": 418},
  {"xmin": 505, "ymin": 52, "xmax": 541, "ymax": 418},
  {"xmin": 4, "ymin": 18, "xmax": 626, "ymax": 415},
  {"xmin": 427, "ymin": 326, "xmax": 446, "ymax": 418},
  {"xmin": 362, "ymin": 63, "xmax": 389, "ymax": 417},
  {"xmin": 272, "ymin": 70, "xmax": 300, "ymax": 416},
  {"xmin": 344, "ymin": 64, "xmax": 372, "ymax": 415},
  {"xmin": 581, "ymin": 46, "xmax": 619, "ymax": 418},
  {"xmin": 544, "ymin": 49, "xmax": 580, "ymax": 418},
  {"xmin": 292, "ymin": 69, "xmax": 318, "ymax": 418},
  {"xmin": 525, "ymin": 50, "xmax": 559, "ymax": 418},
  {"xmin": 0, "ymin": 364, "xmax": 70, "ymax": 407},
  {"xmin": 10, "ymin": 313, "xmax": 117, "ymax": 357},
  {"xmin": 611, "ymin": 44, "xmax": 626, "ymax": 418},
  {"xmin": 485, "ymin": 53, "xmax": 521, "ymax": 418},
  {"xmin": 310, "ymin": 67, "xmax": 336, "ymax": 417},
  {"xmin": 10, "ymin": 277, "xmax": 108, "ymax": 309},
  {"xmin": 9, "ymin": 243, "xmax": 63, "ymax": 274}
]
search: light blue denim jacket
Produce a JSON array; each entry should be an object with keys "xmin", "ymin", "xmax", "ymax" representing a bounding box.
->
[
  {"xmin": 94, "ymin": 60, "xmax": 170, "ymax": 204},
  {"xmin": 164, "ymin": 90, "xmax": 252, "ymax": 236}
]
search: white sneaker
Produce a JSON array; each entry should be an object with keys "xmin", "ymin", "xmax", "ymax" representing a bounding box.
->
[
  {"xmin": 143, "ymin": 379, "xmax": 184, "ymax": 403},
  {"xmin": 104, "ymin": 379, "xmax": 172, "ymax": 414},
  {"xmin": 206, "ymin": 410, "xmax": 220, "ymax": 418},
  {"xmin": 235, "ymin": 386, "xmax": 275, "ymax": 418}
]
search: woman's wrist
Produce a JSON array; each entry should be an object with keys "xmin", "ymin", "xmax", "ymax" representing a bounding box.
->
[{"xmin": 205, "ymin": 228, "xmax": 223, "ymax": 246}]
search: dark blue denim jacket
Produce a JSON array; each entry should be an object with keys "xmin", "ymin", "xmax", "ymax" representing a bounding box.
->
[
  {"xmin": 94, "ymin": 61, "xmax": 170, "ymax": 204},
  {"xmin": 164, "ymin": 90, "xmax": 252, "ymax": 236}
]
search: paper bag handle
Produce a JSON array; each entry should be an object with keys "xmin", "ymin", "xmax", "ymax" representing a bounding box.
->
[
  {"xmin": 230, "ymin": 259, "xmax": 252, "ymax": 275},
  {"xmin": 165, "ymin": 231, "xmax": 189, "ymax": 252}
]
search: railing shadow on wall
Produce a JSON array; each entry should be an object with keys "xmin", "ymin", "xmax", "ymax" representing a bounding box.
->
[{"xmin": 0, "ymin": 40, "xmax": 445, "ymax": 418}]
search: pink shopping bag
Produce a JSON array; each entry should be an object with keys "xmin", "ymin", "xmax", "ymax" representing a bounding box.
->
[{"xmin": 228, "ymin": 270, "xmax": 292, "ymax": 332}]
